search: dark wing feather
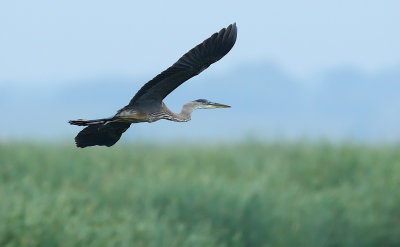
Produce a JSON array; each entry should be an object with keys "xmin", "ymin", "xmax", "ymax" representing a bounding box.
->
[
  {"xmin": 128, "ymin": 23, "xmax": 237, "ymax": 105},
  {"xmin": 74, "ymin": 122, "xmax": 131, "ymax": 148}
]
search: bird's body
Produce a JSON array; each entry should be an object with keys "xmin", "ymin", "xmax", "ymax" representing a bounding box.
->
[{"xmin": 69, "ymin": 23, "xmax": 237, "ymax": 148}]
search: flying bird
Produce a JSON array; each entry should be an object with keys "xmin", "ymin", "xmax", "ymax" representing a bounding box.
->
[{"xmin": 69, "ymin": 23, "xmax": 237, "ymax": 148}]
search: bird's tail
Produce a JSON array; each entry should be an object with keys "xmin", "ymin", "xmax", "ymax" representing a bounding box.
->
[{"xmin": 68, "ymin": 117, "xmax": 114, "ymax": 126}]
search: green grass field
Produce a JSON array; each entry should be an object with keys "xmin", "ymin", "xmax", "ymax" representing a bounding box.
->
[{"xmin": 1, "ymin": 141, "xmax": 399, "ymax": 247}]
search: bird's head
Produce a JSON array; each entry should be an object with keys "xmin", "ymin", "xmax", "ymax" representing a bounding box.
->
[{"xmin": 192, "ymin": 99, "xmax": 231, "ymax": 109}]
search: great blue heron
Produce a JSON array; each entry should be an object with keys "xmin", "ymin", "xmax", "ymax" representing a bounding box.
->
[{"xmin": 69, "ymin": 23, "xmax": 237, "ymax": 148}]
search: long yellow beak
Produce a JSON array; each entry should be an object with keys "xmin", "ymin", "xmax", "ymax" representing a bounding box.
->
[{"xmin": 211, "ymin": 102, "xmax": 231, "ymax": 108}]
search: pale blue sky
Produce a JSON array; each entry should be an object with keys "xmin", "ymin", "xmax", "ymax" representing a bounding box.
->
[{"xmin": 1, "ymin": 0, "xmax": 400, "ymax": 83}]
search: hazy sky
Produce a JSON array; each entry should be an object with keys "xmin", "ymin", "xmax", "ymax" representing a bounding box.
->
[{"xmin": 1, "ymin": 0, "xmax": 400, "ymax": 83}]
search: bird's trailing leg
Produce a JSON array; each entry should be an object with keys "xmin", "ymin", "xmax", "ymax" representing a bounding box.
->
[{"xmin": 69, "ymin": 117, "xmax": 114, "ymax": 126}]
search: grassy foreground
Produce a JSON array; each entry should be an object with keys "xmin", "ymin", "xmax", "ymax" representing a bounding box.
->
[{"xmin": 0, "ymin": 141, "xmax": 399, "ymax": 247}]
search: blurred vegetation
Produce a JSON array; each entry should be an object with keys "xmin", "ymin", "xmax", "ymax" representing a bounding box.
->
[{"xmin": 0, "ymin": 141, "xmax": 399, "ymax": 247}]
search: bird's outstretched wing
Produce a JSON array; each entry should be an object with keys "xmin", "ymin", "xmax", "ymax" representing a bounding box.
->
[
  {"xmin": 128, "ymin": 23, "xmax": 237, "ymax": 106},
  {"xmin": 74, "ymin": 122, "xmax": 131, "ymax": 148}
]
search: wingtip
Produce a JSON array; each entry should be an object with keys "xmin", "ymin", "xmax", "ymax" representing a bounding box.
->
[
  {"xmin": 74, "ymin": 136, "xmax": 84, "ymax": 148},
  {"xmin": 230, "ymin": 23, "xmax": 237, "ymax": 40},
  {"xmin": 226, "ymin": 23, "xmax": 237, "ymax": 41},
  {"xmin": 230, "ymin": 22, "xmax": 237, "ymax": 31},
  {"xmin": 224, "ymin": 23, "xmax": 237, "ymax": 47}
]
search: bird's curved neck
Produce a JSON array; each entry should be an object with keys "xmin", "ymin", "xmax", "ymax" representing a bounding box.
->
[{"xmin": 163, "ymin": 102, "xmax": 195, "ymax": 122}]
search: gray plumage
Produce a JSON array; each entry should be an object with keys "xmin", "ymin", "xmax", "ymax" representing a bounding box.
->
[{"xmin": 69, "ymin": 23, "xmax": 237, "ymax": 148}]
